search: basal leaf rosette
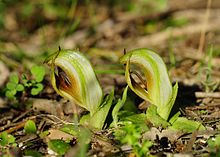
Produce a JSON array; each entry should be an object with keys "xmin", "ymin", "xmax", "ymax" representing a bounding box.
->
[
  {"xmin": 45, "ymin": 49, "xmax": 103, "ymax": 116},
  {"xmin": 120, "ymin": 48, "xmax": 178, "ymax": 120}
]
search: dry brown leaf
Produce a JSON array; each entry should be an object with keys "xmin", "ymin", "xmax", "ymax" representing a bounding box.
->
[
  {"xmin": 32, "ymin": 99, "xmax": 64, "ymax": 117},
  {"xmin": 143, "ymin": 127, "xmax": 184, "ymax": 142},
  {"xmin": 45, "ymin": 129, "xmax": 74, "ymax": 143}
]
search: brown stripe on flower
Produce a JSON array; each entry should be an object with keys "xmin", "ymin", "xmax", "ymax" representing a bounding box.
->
[{"xmin": 55, "ymin": 66, "xmax": 72, "ymax": 91}]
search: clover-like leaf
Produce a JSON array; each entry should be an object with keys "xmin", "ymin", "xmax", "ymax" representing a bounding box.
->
[
  {"xmin": 31, "ymin": 65, "xmax": 45, "ymax": 82},
  {"xmin": 120, "ymin": 48, "xmax": 178, "ymax": 120},
  {"xmin": 16, "ymin": 84, "xmax": 24, "ymax": 91},
  {"xmin": 6, "ymin": 82, "xmax": 17, "ymax": 90},
  {"xmin": 9, "ymin": 73, "xmax": 19, "ymax": 84},
  {"xmin": 5, "ymin": 89, "xmax": 17, "ymax": 99},
  {"xmin": 31, "ymin": 83, "xmax": 43, "ymax": 95},
  {"xmin": 45, "ymin": 49, "xmax": 103, "ymax": 116}
]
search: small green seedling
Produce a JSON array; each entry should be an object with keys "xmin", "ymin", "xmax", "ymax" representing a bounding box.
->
[
  {"xmin": 208, "ymin": 134, "xmax": 220, "ymax": 156},
  {"xmin": 0, "ymin": 132, "xmax": 17, "ymax": 156},
  {"xmin": 22, "ymin": 65, "xmax": 45, "ymax": 96},
  {"xmin": 5, "ymin": 73, "xmax": 24, "ymax": 99},
  {"xmin": 24, "ymin": 120, "xmax": 37, "ymax": 134},
  {"xmin": 5, "ymin": 65, "xmax": 45, "ymax": 100},
  {"xmin": 112, "ymin": 86, "xmax": 128, "ymax": 127},
  {"xmin": 0, "ymin": 132, "xmax": 16, "ymax": 147},
  {"xmin": 114, "ymin": 122, "xmax": 152, "ymax": 157}
]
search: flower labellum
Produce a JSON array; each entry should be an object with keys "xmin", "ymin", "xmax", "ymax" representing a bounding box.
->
[
  {"xmin": 120, "ymin": 48, "xmax": 178, "ymax": 120},
  {"xmin": 45, "ymin": 49, "xmax": 103, "ymax": 116}
]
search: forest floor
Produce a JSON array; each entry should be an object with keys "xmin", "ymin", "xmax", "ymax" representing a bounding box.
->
[{"xmin": 0, "ymin": 0, "xmax": 220, "ymax": 156}]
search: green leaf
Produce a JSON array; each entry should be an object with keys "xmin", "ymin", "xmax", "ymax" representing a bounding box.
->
[
  {"xmin": 112, "ymin": 86, "xmax": 128, "ymax": 127},
  {"xmin": 139, "ymin": 140, "xmax": 153, "ymax": 156},
  {"xmin": 0, "ymin": 132, "xmax": 16, "ymax": 146},
  {"xmin": 169, "ymin": 117, "xmax": 205, "ymax": 133},
  {"xmin": 16, "ymin": 84, "xmax": 24, "ymax": 91},
  {"xmin": 24, "ymin": 120, "xmax": 37, "ymax": 134},
  {"xmin": 215, "ymin": 134, "xmax": 220, "ymax": 148},
  {"xmin": 79, "ymin": 114, "xmax": 90, "ymax": 127},
  {"xmin": 31, "ymin": 83, "xmax": 44, "ymax": 95},
  {"xmin": 169, "ymin": 111, "xmax": 181, "ymax": 124},
  {"xmin": 120, "ymin": 113, "xmax": 149, "ymax": 132},
  {"xmin": 115, "ymin": 122, "xmax": 141, "ymax": 145},
  {"xmin": 5, "ymin": 89, "xmax": 17, "ymax": 99},
  {"xmin": 121, "ymin": 113, "xmax": 147, "ymax": 125},
  {"xmin": 22, "ymin": 74, "xmax": 29, "ymax": 86},
  {"xmin": 90, "ymin": 89, "xmax": 114, "ymax": 129},
  {"xmin": 24, "ymin": 150, "xmax": 42, "ymax": 157},
  {"xmin": 31, "ymin": 65, "xmax": 45, "ymax": 82},
  {"xmin": 6, "ymin": 82, "xmax": 17, "ymax": 90},
  {"xmin": 48, "ymin": 139, "xmax": 70, "ymax": 155},
  {"xmin": 215, "ymin": 135, "xmax": 220, "ymax": 146},
  {"xmin": 9, "ymin": 73, "xmax": 19, "ymax": 84},
  {"xmin": 208, "ymin": 138, "xmax": 216, "ymax": 148},
  {"xmin": 60, "ymin": 124, "xmax": 79, "ymax": 136},
  {"xmin": 120, "ymin": 48, "xmax": 178, "ymax": 120},
  {"xmin": 146, "ymin": 105, "xmax": 170, "ymax": 128}
]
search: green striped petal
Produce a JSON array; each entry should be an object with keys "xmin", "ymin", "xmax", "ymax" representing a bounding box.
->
[
  {"xmin": 120, "ymin": 48, "xmax": 178, "ymax": 120},
  {"xmin": 46, "ymin": 49, "xmax": 103, "ymax": 116}
]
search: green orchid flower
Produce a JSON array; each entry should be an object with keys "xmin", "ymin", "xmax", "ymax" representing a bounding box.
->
[
  {"xmin": 45, "ymin": 49, "xmax": 103, "ymax": 116},
  {"xmin": 120, "ymin": 48, "xmax": 178, "ymax": 120}
]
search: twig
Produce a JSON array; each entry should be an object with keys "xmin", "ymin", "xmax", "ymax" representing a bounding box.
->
[
  {"xmin": 198, "ymin": 0, "xmax": 212, "ymax": 53},
  {"xmin": 0, "ymin": 116, "xmax": 36, "ymax": 134},
  {"xmin": 183, "ymin": 130, "xmax": 198, "ymax": 153},
  {"xmin": 37, "ymin": 114, "xmax": 78, "ymax": 126},
  {"xmin": 12, "ymin": 109, "xmax": 32, "ymax": 123},
  {"xmin": 136, "ymin": 19, "xmax": 220, "ymax": 47},
  {"xmin": 195, "ymin": 92, "xmax": 220, "ymax": 98},
  {"xmin": 187, "ymin": 103, "xmax": 220, "ymax": 110},
  {"xmin": 180, "ymin": 130, "xmax": 219, "ymax": 139}
]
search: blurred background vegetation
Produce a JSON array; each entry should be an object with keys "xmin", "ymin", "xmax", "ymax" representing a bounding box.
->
[{"xmin": 0, "ymin": 0, "xmax": 169, "ymax": 61}]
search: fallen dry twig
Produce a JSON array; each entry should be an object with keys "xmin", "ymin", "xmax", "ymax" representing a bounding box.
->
[{"xmin": 195, "ymin": 92, "xmax": 220, "ymax": 98}]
